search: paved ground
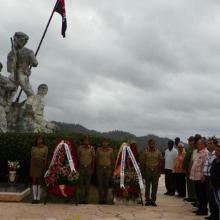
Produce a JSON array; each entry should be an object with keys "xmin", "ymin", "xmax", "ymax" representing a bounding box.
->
[{"xmin": 0, "ymin": 176, "xmax": 204, "ymax": 220}]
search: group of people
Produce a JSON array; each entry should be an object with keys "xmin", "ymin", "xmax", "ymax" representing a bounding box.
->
[
  {"xmin": 29, "ymin": 136, "xmax": 163, "ymax": 206},
  {"xmin": 164, "ymin": 135, "xmax": 220, "ymax": 220},
  {"xmin": 30, "ymin": 136, "xmax": 115, "ymax": 204},
  {"xmin": 29, "ymin": 134, "xmax": 220, "ymax": 219}
]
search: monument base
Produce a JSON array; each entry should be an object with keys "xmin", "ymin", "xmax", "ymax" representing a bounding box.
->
[{"xmin": 0, "ymin": 183, "xmax": 30, "ymax": 202}]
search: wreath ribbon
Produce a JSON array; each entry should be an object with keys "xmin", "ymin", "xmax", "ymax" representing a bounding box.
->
[
  {"xmin": 119, "ymin": 143, "xmax": 145, "ymax": 201},
  {"xmin": 44, "ymin": 140, "xmax": 76, "ymax": 178}
]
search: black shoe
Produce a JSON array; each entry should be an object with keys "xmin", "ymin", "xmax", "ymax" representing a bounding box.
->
[
  {"xmin": 196, "ymin": 211, "xmax": 208, "ymax": 216},
  {"xmin": 32, "ymin": 199, "xmax": 37, "ymax": 204},
  {"xmin": 150, "ymin": 201, "xmax": 157, "ymax": 206},
  {"xmin": 36, "ymin": 200, "xmax": 40, "ymax": 204},
  {"xmin": 204, "ymin": 215, "xmax": 212, "ymax": 220},
  {"xmin": 145, "ymin": 200, "xmax": 151, "ymax": 206},
  {"xmin": 164, "ymin": 192, "xmax": 170, "ymax": 195},
  {"xmin": 168, "ymin": 193, "xmax": 175, "ymax": 196},
  {"xmin": 184, "ymin": 198, "xmax": 194, "ymax": 202}
]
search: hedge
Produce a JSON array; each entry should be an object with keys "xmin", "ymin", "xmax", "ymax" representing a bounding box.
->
[{"xmin": 0, "ymin": 133, "xmax": 121, "ymax": 183}]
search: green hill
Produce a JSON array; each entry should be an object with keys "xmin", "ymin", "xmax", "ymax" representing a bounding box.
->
[{"xmin": 53, "ymin": 121, "xmax": 171, "ymax": 152}]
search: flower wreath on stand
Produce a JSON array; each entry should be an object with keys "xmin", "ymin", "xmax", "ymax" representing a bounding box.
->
[
  {"xmin": 44, "ymin": 139, "xmax": 79, "ymax": 197},
  {"xmin": 113, "ymin": 142, "xmax": 145, "ymax": 205}
]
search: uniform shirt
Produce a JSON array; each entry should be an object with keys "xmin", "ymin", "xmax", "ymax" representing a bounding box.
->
[
  {"xmin": 203, "ymin": 151, "xmax": 216, "ymax": 177},
  {"xmin": 141, "ymin": 147, "xmax": 163, "ymax": 169},
  {"xmin": 164, "ymin": 148, "xmax": 178, "ymax": 170},
  {"xmin": 173, "ymin": 151, "xmax": 186, "ymax": 173},
  {"xmin": 96, "ymin": 147, "xmax": 113, "ymax": 167},
  {"xmin": 77, "ymin": 145, "xmax": 95, "ymax": 167},
  {"xmin": 30, "ymin": 145, "xmax": 48, "ymax": 177},
  {"xmin": 190, "ymin": 148, "xmax": 208, "ymax": 181},
  {"xmin": 210, "ymin": 158, "xmax": 220, "ymax": 188},
  {"xmin": 31, "ymin": 145, "xmax": 48, "ymax": 161}
]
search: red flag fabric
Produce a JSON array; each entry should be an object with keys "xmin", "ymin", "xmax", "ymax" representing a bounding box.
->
[{"xmin": 54, "ymin": 0, "xmax": 67, "ymax": 37}]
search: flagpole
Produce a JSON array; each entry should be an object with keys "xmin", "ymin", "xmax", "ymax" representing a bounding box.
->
[
  {"xmin": 15, "ymin": 0, "xmax": 59, "ymax": 103},
  {"xmin": 35, "ymin": 0, "xmax": 59, "ymax": 57}
]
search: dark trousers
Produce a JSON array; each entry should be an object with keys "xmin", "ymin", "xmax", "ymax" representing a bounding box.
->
[
  {"xmin": 145, "ymin": 168, "xmax": 160, "ymax": 202},
  {"xmin": 97, "ymin": 166, "xmax": 112, "ymax": 203},
  {"xmin": 206, "ymin": 179, "xmax": 219, "ymax": 220},
  {"xmin": 213, "ymin": 188, "xmax": 220, "ymax": 220},
  {"xmin": 79, "ymin": 165, "xmax": 93, "ymax": 203},
  {"xmin": 195, "ymin": 180, "xmax": 208, "ymax": 213},
  {"xmin": 164, "ymin": 169, "xmax": 175, "ymax": 194},
  {"xmin": 174, "ymin": 173, "xmax": 186, "ymax": 197},
  {"xmin": 186, "ymin": 174, "xmax": 196, "ymax": 199}
]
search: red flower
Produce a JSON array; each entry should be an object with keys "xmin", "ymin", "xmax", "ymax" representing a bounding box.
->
[{"xmin": 45, "ymin": 139, "xmax": 79, "ymax": 187}]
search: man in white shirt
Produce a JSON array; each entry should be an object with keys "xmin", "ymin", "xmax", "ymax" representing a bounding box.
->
[{"xmin": 164, "ymin": 140, "xmax": 178, "ymax": 195}]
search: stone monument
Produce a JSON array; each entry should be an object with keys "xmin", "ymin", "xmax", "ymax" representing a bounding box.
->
[{"xmin": 0, "ymin": 32, "xmax": 56, "ymax": 133}]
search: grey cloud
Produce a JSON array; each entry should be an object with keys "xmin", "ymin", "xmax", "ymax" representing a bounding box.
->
[{"xmin": 1, "ymin": 0, "xmax": 220, "ymax": 141}]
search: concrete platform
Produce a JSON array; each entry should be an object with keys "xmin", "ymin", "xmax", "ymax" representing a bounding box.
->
[{"xmin": 0, "ymin": 183, "xmax": 30, "ymax": 202}]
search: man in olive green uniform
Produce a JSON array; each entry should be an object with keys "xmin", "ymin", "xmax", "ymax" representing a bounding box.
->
[
  {"xmin": 77, "ymin": 135, "xmax": 95, "ymax": 204},
  {"xmin": 141, "ymin": 139, "xmax": 163, "ymax": 206},
  {"xmin": 96, "ymin": 139, "xmax": 114, "ymax": 204}
]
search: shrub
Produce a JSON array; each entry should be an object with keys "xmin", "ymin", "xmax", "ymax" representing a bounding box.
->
[{"xmin": 0, "ymin": 133, "xmax": 120, "ymax": 183}]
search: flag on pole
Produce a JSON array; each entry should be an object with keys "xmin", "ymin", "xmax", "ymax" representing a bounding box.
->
[{"xmin": 54, "ymin": 0, "xmax": 67, "ymax": 37}]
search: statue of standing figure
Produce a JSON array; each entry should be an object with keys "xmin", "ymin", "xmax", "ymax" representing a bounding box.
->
[
  {"xmin": 0, "ymin": 31, "xmax": 56, "ymax": 133},
  {"xmin": 7, "ymin": 32, "xmax": 38, "ymax": 99}
]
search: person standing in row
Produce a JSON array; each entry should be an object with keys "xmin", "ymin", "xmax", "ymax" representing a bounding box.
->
[
  {"xmin": 190, "ymin": 137, "xmax": 208, "ymax": 216},
  {"xmin": 174, "ymin": 137, "xmax": 180, "ymax": 149},
  {"xmin": 182, "ymin": 136, "xmax": 196, "ymax": 202},
  {"xmin": 173, "ymin": 143, "xmax": 186, "ymax": 197},
  {"xmin": 210, "ymin": 144, "xmax": 220, "ymax": 220},
  {"xmin": 164, "ymin": 140, "xmax": 178, "ymax": 196},
  {"xmin": 77, "ymin": 135, "xmax": 95, "ymax": 204},
  {"xmin": 141, "ymin": 139, "xmax": 163, "ymax": 206},
  {"xmin": 203, "ymin": 137, "xmax": 219, "ymax": 220},
  {"xmin": 190, "ymin": 134, "xmax": 202, "ymax": 208},
  {"xmin": 30, "ymin": 136, "xmax": 48, "ymax": 204},
  {"xmin": 96, "ymin": 139, "xmax": 114, "ymax": 204}
]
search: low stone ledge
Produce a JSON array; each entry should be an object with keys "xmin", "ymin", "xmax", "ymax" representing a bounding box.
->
[{"xmin": 0, "ymin": 184, "xmax": 30, "ymax": 202}]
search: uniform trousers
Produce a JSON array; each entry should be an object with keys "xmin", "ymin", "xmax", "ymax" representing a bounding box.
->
[{"xmin": 144, "ymin": 168, "xmax": 160, "ymax": 202}]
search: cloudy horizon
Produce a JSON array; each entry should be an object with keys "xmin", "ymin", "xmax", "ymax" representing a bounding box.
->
[{"xmin": 1, "ymin": 0, "xmax": 220, "ymax": 141}]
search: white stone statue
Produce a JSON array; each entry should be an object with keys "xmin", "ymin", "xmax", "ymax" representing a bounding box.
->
[
  {"xmin": 0, "ymin": 62, "xmax": 17, "ymax": 132},
  {"xmin": 7, "ymin": 32, "xmax": 38, "ymax": 99},
  {"xmin": 23, "ymin": 84, "xmax": 56, "ymax": 133},
  {"xmin": 0, "ymin": 32, "xmax": 56, "ymax": 133}
]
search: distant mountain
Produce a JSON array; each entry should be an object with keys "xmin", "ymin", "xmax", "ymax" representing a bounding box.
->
[{"xmin": 53, "ymin": 121, "xmax": 171, "ymax": 152}]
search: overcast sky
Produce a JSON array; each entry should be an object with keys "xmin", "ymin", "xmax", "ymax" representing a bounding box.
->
[{"xmin": 1, "ymin": 0, "xmax": 220, "ymax": 140}]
